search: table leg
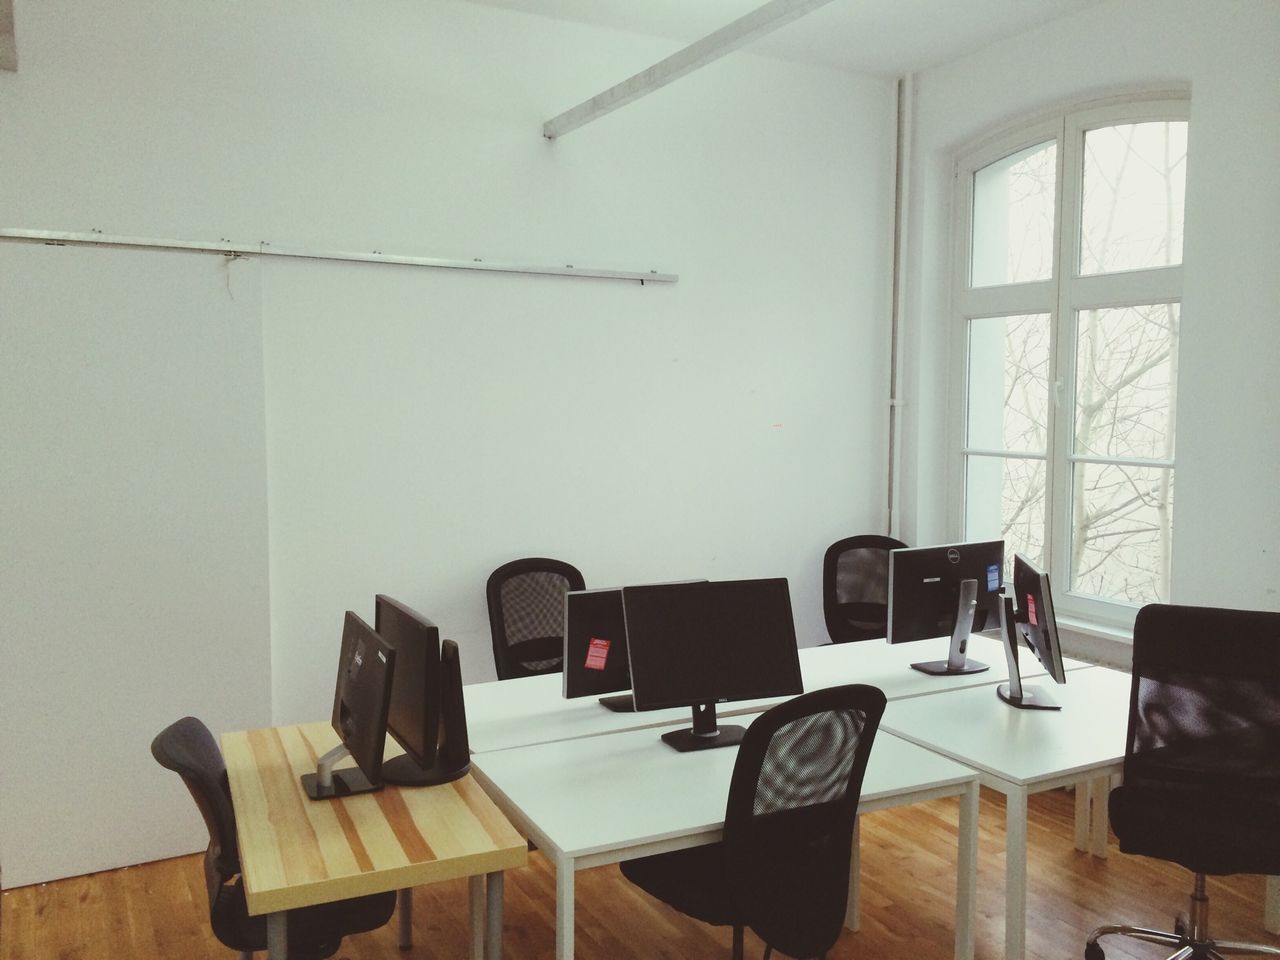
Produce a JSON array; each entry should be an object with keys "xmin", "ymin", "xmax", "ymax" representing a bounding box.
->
[
  {"xmin": 469, "ymin": 875, "xmax": 485, "ymax": 960},
  {"xmin": 1089, "ymin": 776, "xmax": 1110, "ymax": 858},
  {"xmin": 1266, "ymin": 876, "xmax": 1280, "ymax": 934},
  {"xmin": 398, "ymin": 888, "xmax": 413, "ymax": 948},
  {"xmin": 556, "ymin": 856, "xmax": 575, "ymax": 960},
  {"xmin": 1004, "ymin": 786, "xmax": 1029, "ymax": 960},
  {"xmin": 955, "ymin": 780, "xmax": 978, "ymax": 960},
  {"xmin": 485, "ymin": 872, "xmax": 504, "ymax": 960},
  {"xmin": 1073, "ymin": 781, "xmax": 1090, "ymax": 852},
  {"xmin": 845, "ymin": 814, "xmax": 861, "ymax": 931},
  {"xmin": 267, "ymin": 912, "xmax": 288, "ymax": 960}
]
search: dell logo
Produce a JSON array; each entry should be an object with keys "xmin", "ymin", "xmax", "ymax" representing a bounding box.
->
[{"xmin": 947, "ymin": 548, "xmax": 961, "ymax": 564}]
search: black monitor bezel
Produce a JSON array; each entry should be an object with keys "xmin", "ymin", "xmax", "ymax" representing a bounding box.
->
[
  {"xmin": 1011, "ymin": 553, "xmax": 1066, "ymax": 684},
  {"xmin": 562, "ymin": 587, "xmax": 632, "ymax": 700},
  {"xmin": 330, "ymin": 611, "xmax": 396, "ymax": 788},
  {"xmin": 886, "ymin": 540, "xmax": 1006, "ymax": 645},
  {"xmin": 374, "ymin": 594, "xmax": 442, "ymax": 771},
  {"xmin": 621, "ymin": 578, "xmax": 804, "ymax": 713}
]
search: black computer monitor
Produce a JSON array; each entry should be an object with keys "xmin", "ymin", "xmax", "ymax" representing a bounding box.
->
[
  {"xmin": 302, "ymin": 611, "xmax": 396, "ymax": 800},
  {"xmin": 375, "ymin": 595, "xmax": 471, "ymax": 785},
  {"xmin": 996, "ymin": 553, "xmax": 1066, "ymax": 710},
  {"xmin": 887, "ymin": 540, "xmax": 1004, "ymax": 676},
  {"xmin": 562, "ymin": 588, "xmax": 635, "ymax": 712},
  {"xmin": 622, "ymin": 578, "xmax": 803, "ymax": 752},
  {"xmin": 562, "ymin": 580, "xmax": 706, "ymax": 713}
]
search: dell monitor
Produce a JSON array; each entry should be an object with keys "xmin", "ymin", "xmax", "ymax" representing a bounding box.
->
[
  {"xmin": 996, "ymin": 553, "xmax": 1066, "ymax": 710},
  {"xmin": 562, "ymin": 588, "xmax": 635, "ymax": 711},
  {"xmin": 563, "ymin": 580, "xmax": 707, "ymax": 712},
  {"xmin": 887, "ymin": 540, "xmax": 1004, "ymax": 675},
  {"xmin": 622, "ymin": 578, "xmax": 803, "ymax": 752},
  {"xmin": 375, "ymin": 595, "xmax": 471, "ymax": 785},
  {"xmin": 302, "ymin": 611, "xmax": 396, "ymax": 800}
]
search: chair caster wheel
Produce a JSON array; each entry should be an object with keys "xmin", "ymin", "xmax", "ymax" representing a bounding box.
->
[{"xmin": 1084, "ymin": 943, "xmax": 1105, "ymax": 960}]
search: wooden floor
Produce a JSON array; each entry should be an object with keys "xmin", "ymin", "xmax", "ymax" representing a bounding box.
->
[{"xmin": 3, "ymin": 787, "xmax": 1275, "ymax": 960}]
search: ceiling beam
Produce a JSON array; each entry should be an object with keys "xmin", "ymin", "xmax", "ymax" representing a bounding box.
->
[
  {"xmin": 0, "ymin": 0, "xmax": 15, "ymax": 72},
  {"xmin": 542, "ymin": 0, "xmax": 838, "ymax": 140}
]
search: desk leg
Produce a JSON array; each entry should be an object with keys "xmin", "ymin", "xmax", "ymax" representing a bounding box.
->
[
  {"xmin": 1073, "ymin": 781, "xmax": 1090, "ymax": 852},
  {"xmin": 266, "ymin": 912, "xmax": 288, "ymax": 960},
  {"xmin": 556, "ymin": 856, "xmax": 575, "ymax": 960},
  {"xmin": 469, "ymin": 875, "xmax": 485, "ymax": 960},
  {"xmin": 1266, "ymin": 876, "xmax": 1280, "ymax": 934},
  {"xmin": 398, "ymin": 888, "xmax": 413, "ymax": 949},
  {"xmin": 486, "ymin": 872, "xmax": 505, "ymax": 960},
  {"xmin": 845, "ymin": 814, "xmax": 861, "ymax": 932},
  {"xmin": 1089, "ymin": 776, "xmax": 1110, "ymax": 858},
  {"xmin": 955, "ymin": 781, "xmax": 978, "ymax": 960},
  {"xmin": 1005, "ymin": 786, "xmax": 1029, "ymax": 960}
]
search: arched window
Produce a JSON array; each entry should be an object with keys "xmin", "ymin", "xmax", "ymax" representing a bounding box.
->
[{"xmin": 952, "ymin": 96, "xmax": 1188, "ymax": 627}]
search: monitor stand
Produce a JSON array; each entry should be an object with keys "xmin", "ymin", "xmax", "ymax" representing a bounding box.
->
[
  {"xmin": 995, "ymin": 595, "xmax": 1060, "ymax": 710},
  {"xmin": 599, "ymin": 693, "xmax": 636, "ymax": 712},
  {"xmin": 301, "ymin": 743, "xmax": 383, "ymax": 800},
  {"xmin": 910, "ymin": 578, "xmax": 989, "ymax": 676},
  {"xmin": 661, "ymin": 702, "xmax": 745, "ymax": 752},
  {"xmin": 381, "ymin": 751, "xmax": 471, "ymax": 787}
]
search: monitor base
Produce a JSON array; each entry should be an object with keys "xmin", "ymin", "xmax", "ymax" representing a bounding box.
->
[
  {"xmin": 380, "ymin": 752, "xmax": 471, "ymax": 787},
  {"xmin": 599, "ymin": 693, "xmax": 636, "ymax": 712},
  {"xmin": 997, "ymin": 682, "xmax": 1061, "ymax": 710},
  {"xmin": 301, "ymin": 767, "xmax": 382, "ymax": 800},
  {"xmin": 910, "ymin": 658, "xmax": 988, "ymax": 676},
  {"xmin": 661, "ymin": 725, "xmax": 746, "ymax": 752}
]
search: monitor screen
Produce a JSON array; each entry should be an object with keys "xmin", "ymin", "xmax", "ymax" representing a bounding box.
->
[
  {"xmin": 327, "ymin": 611, "xmax": 396, "ymax": 793},
  {"xmin": 1011, "ymin": 553, "xmax": 1066, "ymax": 684},
  {"xmin": 374, "ymin": 595, "xmax": 470, "ymax": 786},
  {"xmin": 563, "ymin": 588, "xmax": 631, "ymax": 700},
  {"xmin": 623, "ymin": 578, "xmax": 803, "ymax": 713}
]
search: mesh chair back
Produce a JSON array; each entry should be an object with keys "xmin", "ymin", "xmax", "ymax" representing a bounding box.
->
[
  {"xmin": 151, "ymin": 716, "xmax": 240, "ymax": 898},
  {"xmin": 724, "ymin": 684, "xmax": 886, "ymax": 959},
  {"xmin": 486, "ymin": 557, "xmax": 585, "ymax": 679},
  {"xmin": 1116, "ymin": 604, "xmax": 1280, "ymax": 873},
  {"xmin": 823, "ymin": 535, "xmax": 907, "ymax": 643}
]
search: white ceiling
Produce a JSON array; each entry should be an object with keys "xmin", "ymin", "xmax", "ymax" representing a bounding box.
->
[{"xmin": 460, "ymin": 0, "xmax": 1103, "ymax": 75}]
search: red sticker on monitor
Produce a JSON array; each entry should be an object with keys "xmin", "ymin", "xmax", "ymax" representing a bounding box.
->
[
  {"xmin": 1026, "ymin": 596, "xmax": 1038, "ymax": 626},
  {"xmin": 585, "ymin": 637, "xmax": 610, "ymax": 671}
]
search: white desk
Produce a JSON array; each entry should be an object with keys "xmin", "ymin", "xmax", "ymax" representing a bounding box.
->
[
  {"xmin": 881, "ymin": 665, "xmax": 1133, "ymax": 960},
  {"xmin": 464, "ymin": 634, "xmax": 1091, "ymax": 754},
  {"xmin": 471, "ymin": 722, "xmax": 980, "ymax": 960}
]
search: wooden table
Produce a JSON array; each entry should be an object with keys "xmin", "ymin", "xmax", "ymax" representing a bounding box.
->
[
  {"xmin": 472, "ymin": 722, "xmax": 981, "ymax": 960},
  {"xmin": 222, "ymin": 722, "xmax": 527, "ymax": 960}
]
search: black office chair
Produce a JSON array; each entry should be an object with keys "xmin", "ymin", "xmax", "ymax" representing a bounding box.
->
[
  {"xmin": 1084, "ymin": 604, "xmax": 1280, "ymax": 960},
  {"xmin": 151, "ymin": 717, "xmax": 396, "ymax": 960},
  {"xmin": 486, "ymin": 557, "xmax": 585, "ymax": 680},
  {"xmin": 822, "ymin": 535, "xmax": 907, "ymax": 643},
  {"xmin": 620, "ymin": 684, "xmax": 887, "ymax": 960}
]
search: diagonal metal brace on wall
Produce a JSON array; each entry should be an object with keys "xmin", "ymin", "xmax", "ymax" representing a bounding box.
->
[{"xmin": 542, "ymin": 0, "xmax": 839, "ymax": 140}]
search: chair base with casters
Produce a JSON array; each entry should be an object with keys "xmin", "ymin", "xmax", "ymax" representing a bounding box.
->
[{"xmin": 1086, "ymin": 871, "xmax": 1280, "ymax": 960}]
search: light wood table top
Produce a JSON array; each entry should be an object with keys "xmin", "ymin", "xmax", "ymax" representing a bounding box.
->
[{"xmin": 222, "ymin": 722, "xmax": 527, "ymax": 916}]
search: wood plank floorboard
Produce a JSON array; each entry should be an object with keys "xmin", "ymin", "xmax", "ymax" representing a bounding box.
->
[{"xmin": 3, "ymin": 787, "xmax": 1275, "ymax": 960}]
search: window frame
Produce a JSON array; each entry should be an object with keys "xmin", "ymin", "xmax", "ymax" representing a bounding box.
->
[{"xmin": 948, "ymin": 94, "xmax": 1189, "ymax": 632}]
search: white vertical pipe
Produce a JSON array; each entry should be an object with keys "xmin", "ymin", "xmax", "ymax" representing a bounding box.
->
[{"xmin": 887, "ymin": 74, "xmax": 916, "ymax": 540}]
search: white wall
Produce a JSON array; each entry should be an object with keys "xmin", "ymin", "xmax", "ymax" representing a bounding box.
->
[
  {"xmin": 0, "ymin": 0, "xmax": 896, "ymax": 880},
  {"xmin": 899, "ymin": 0, "xmax": 1280, "ymax": 635},
  {"xmin": 0, "ymin": 244, "xmax": 271, "ymax": 887}
]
